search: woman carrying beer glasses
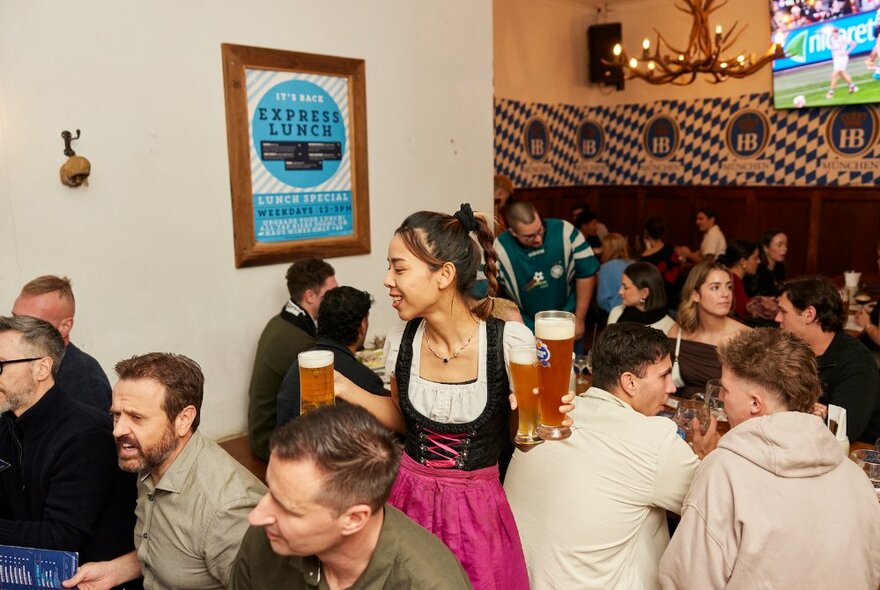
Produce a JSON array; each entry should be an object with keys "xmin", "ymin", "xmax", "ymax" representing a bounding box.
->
[{"xmin": 334, "ymin": 204, "xmax": 573, "ymax": 589}]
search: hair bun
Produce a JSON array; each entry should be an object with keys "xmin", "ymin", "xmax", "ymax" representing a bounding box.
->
[{"xmin": 453, "ymin": 203, "xmax": 478, "ymax": 233}]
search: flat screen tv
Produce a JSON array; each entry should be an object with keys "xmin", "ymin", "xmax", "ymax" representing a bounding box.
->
[{"xmin": 771, "ymin": 0, "xmax": 880, "ymax": 109}]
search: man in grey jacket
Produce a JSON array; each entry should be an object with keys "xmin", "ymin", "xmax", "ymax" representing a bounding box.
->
[{"xmin": 660, "ymin": 328, "xmax": 880, "ymax": 589}]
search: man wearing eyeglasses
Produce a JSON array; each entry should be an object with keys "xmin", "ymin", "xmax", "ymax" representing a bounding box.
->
[
  {"xmin": 494, "ymin": 200, "xmax": 599, "ymax": 338},
  {"xmin": 0, "ymin": 316, "xmax": 136, "ymax": 566}
]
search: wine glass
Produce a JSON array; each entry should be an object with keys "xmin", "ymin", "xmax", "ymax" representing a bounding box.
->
[
  {"xmin": 704, "ymin": 378, "xmax": 726, "ymax": 420},
  {"xmin": 573, "ymin": 353, "xmax": 591, "ymax": 395}
]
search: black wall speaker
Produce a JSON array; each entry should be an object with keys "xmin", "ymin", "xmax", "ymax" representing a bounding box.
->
[{"xmin": 588, "ymin": 23, "xmax": 623, "ymax": 88}]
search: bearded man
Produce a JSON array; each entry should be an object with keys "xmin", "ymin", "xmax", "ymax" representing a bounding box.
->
[
  {"xmin": 64, "ymin": 353, "xmax": 266, "ymax": 590},
  {"xmin": 0, "ymin": 316, "xmax": 135, "ymax": 563}
]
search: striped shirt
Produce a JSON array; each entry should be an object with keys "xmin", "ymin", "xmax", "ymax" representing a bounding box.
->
[{"xmin": 494, "ymin": 218, "xmax": 599, "ymax": 331}]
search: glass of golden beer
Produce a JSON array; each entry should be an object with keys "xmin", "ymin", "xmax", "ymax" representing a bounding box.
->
[
  {"xmin": 299, "ymin": 350, "xmax": 335, "ymax": 415},
  {"xmin": 510, "ymin": 345, "xmax": 543, "ymax": 446},
  {"xmin": 535, "ymin": 310, "xmax": 574, "ymax": 441}
]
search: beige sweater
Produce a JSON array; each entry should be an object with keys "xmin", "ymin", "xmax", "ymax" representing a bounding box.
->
[{"xmin": 659, "ymin": 411, "xmax": 880, "ymax": 589}]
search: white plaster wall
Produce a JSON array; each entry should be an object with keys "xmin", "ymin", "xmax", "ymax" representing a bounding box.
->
[
  {"xmin": 0, "ymin": 0, "xmax": 494, "ymax": 438},
  {"xmin": 495, "ymin": 0, "xmax": 774, "ymax": 106}
]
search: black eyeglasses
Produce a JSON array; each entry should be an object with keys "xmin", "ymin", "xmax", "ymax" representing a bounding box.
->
[{"xmin": 0, "ymin": 358, "xmax": 41, "ymax": 375}]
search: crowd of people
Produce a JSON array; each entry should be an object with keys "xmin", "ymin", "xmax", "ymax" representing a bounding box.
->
[{"xmin": 2, "ymin": 186, "xmax": 880, "ymax": 589}]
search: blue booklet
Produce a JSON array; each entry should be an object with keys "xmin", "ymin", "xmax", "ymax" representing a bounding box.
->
[{"xmin": 0, "ymin": 545, "xmax": 78, "ymax": 589}]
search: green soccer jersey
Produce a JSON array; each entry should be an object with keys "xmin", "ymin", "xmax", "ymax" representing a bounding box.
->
[{"xmin": 494, "ymin": 218, "xmax": 599, "ymax": 331}]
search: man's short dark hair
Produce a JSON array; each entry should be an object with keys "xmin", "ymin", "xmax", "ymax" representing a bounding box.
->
[
  {"xmin": 644, "ymin": 217, "xmax": 667, "ymax": 240},
  {"xmin": 574, "ymin": 211, "xmax": 599, "ymax": 229},
  {"xmin": 270, "ymin": 404, "xmax": 401, "ymax": 515},
  {"xmin": 718, "ymin": 328, "xmax": 819, "ymax": 413},
  {"xmin": 285, "ymin": 259, "xmax": 335, "ymax": 303},
  {"xmin": 0, "ymin": 316, "xmax": 65, "ymax": 377},
  {"xmin": 591, "ymin": 323, "xmax": 671, "ymax": 391},
  {"xmin": 504, "ymin": 200, "xmax": 538, "ymax": 228},
  {"xmin": 780, "ymin": 275, "xmax": 844, "ymax": 333},
  {"xmin": 698, "ymin": 207, "xmax": 719, "ymax": 223},
  {"xmin": 317, "ymin": 287, "xmax": 373, "ymax": 346},
  {"xmin": 115, "ymin": 353, "xmax": 204, "ymax": 431}
]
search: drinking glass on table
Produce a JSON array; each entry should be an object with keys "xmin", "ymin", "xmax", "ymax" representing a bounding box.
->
[
  {"xmin": 849, "ymin": 449, "xmax": 880, "ymax": 490},
  {"xmin": 510, "ymin": 345, "xmax": 543, "ymax": 446},
  {"xmin": 299, "ymin": 350, "xmax": 335, "ymax": 415},
  {"xmin": 573, "ymin": 353, "xmax": 591, "ymax": 395},
  {"xmin": 535, "ymin": 310, "xmax": 575, "ymax": 441},
  {"xmin": 704, "ymin": 378, "xmax": 726, "ymax": 420},
  {"xmin": 674, "ymin": 400, "xmax": 710, "ymax": 444}
]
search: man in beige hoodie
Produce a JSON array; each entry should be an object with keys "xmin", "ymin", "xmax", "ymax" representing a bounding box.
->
[{"xmin": 659, "ymin": 328, "xmax": 880, "ymax": 589}]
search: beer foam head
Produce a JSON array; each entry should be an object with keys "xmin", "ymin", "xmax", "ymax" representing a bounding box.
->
[
  {"xmin": 509, "ymin": 345, "xmax": 537, "ymax": 365},
  {"xmin": 535, "ymin": 316, "xmax": 575, "ymax": 340},
  {"xmin": 298, "ymin": 350, "xmax": 334, "ymax": 368}
]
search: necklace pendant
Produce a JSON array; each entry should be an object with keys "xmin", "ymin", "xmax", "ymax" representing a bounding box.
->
[{"xmin": 443, "ymin": 358, "xmax": 449, "ymax": 364}]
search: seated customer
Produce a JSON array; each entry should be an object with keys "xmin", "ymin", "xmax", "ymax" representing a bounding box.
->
[
  {"xmin": 748, "ymin": 228, "xmax": 788, "ymax": 296},
  {"xmin": 504, "ymin": 323, "xmax": 700, "ymax": 589},
  {"xmin": 574, "ymin": 210, "xmax": 605, "ymax": 257},
  {"xmin": 668, "ymin": 262, "xmax": 749, "ymax": 398},
  {"xmin": 675, "ymin": 208, "xmax": 726, "ymax": 264},
  {"xmin": 230, "ymin": 404, "xmax": 472, "ymax": 590},
  {"xmin": 608, "ymin": 262, "xmax": 675, "ymax": 333},
  {"xmin": 597, "ymin": 233, "xmax": 632, "ymax": 313},
  {"xmin": 0, "ymin": 316, "xmax": 135, "ymax": 563},
  {"xmin": 776, "ymin": 276, "xmax": 880, "ymax": 443},
  {"xmin": 660, "ymin": 329, "xmax": 880, "ymax": 589},
  {"xmin": 65, "ymin": 352, "xmax": 266, "ymax": 590},
  {"xmin": 718, "ymin": 239, "xmax": 759, "ymax": 320},
  {"xmin": 277, "ymin": 287, "xmax": 386, "ymax": 427},
  {"xmin": 640, "ymin": 217, "xmax": 682, "ymax": 311}
]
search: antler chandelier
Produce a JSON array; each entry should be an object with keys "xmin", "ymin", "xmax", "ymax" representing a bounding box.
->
[{"xmin": 605, "ymin": 0, "xmax": 785, "ymax": 85}]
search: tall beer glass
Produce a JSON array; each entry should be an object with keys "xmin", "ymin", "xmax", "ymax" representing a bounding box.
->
[
  {"xmin": 299, "ymin": 350, "xmax": 335, "ymax": 415},
  {"xmin": 535, "ymin": 310, "xmax": 574, "ymax": 440},
  {"xmin": 510, "ymin": 345, "xmax": 543, "ymax": 446}
]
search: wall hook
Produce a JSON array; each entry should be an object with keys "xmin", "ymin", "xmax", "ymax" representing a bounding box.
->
[{"xmin": 61, "ymin": 129, "xmax": 81, "ymax": 157}]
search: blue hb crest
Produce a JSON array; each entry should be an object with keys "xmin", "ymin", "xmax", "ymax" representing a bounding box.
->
[
  {"xmin": 536, "ymin": 339, "xmax": 551, "ymax": 368},
  {"xmin": 523, "ymin": 116, "xmax": 551, "ymax": 161},
  {"xmin": 577, "ymin": 120, "xmax": 604, "ymax": 161},
  {"xmin": 642, "ymin": 114, "xmax": 680, "ymax": 161},
  {"xmin": 726, "ymin": 110, "xmax": 769, "ymax": 159},
  {"xmin": 826, "ymin": 105, "xmax": 878, "ymax": 158}
]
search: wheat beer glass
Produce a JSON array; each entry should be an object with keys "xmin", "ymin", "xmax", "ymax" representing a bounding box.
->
[
  {"xmin": 299, "ymin": 350, "xmax": 335, "ymax": 415},
  {"xmin": 535, "ymin": 310, "xmax": 574, "ymax": 440},
  {"xmin": 510, "ymin": 345, "xmax": 543, "ymax": 446}
]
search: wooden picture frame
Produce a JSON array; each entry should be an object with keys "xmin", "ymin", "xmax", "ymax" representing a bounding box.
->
[{"xmin": 221, "ymin": 44, "xmax": 370, "ymax": 268}]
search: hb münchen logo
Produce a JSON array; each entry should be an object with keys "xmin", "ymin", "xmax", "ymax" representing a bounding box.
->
[
  {"xmin": 643, "ymin": 114, "xmax": 680, "ymax": 161},
  {"xmin": 726, "ymin": 110, "xmax": 770, "ymax": 159},
  {"xmin": 523, "ymin": 116, "xmax": 551, "ymax": 161},
  {"xmin": 577, "ymin": 120, "xmax": 605, "ymax": 161},
  {"xmin": 826, "ymin": 105, "xmax": 878, "ymax": 158}
]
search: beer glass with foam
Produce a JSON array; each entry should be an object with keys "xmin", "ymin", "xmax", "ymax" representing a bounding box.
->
[
  {"xmin": 535, "ymin": 310, "xmax": 574, "ymax": 440},
  {"xmin": 299, "ymin": 350, "xmax": 335, "ymax": 415},
  {"xmin": 510, "ymin": 344, "xmax": 543, "ymax": 445}
]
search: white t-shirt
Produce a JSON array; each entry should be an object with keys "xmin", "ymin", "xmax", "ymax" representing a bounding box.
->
[
  {"xmin": 384, "ymin": 319, "xmax": 534, "ymax": 423},
  {"xmin": 607, "ymin": 304, "xmax": 676, "ymax": 333},
  {"xmin": 700, "ymin": 224, "xmax": 727, "ymax": 257}
]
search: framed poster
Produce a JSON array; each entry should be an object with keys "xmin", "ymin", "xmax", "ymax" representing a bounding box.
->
[{"xmin": 221, "ymin": 44, "xmax": 370, "ymax": 267}]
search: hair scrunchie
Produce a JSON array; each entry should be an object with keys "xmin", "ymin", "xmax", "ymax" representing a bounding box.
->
[{"xmin": 453, "ymin": 203, "xmax": 478, "ymax": 233}]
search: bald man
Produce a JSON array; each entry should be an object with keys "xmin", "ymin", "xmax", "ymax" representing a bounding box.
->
[{"xmin": 12, "ymin": 275, "xmax": 111, "ymax": 411}]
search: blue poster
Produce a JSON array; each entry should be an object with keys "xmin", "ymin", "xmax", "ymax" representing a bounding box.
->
[{"xmin": 246, "ymin": 70, "xmax": 353, "ymax": 243}]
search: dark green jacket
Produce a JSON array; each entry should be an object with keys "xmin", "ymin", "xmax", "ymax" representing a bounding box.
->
[{"xmin": 247, "ymin": 305, "xmax": 316, "ymax": 460}]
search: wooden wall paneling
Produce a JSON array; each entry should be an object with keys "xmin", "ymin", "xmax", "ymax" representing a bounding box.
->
[
  {"xmin": 817, "ymin": 196, "xmax": 880, "ymax": 276},
  {"xmin": 598, "ymin": 187, "xmax": 639, "ymax": 242},
  {"xmin": 642, "ymin": 189, "xmax": 693, "ymax": 251}
]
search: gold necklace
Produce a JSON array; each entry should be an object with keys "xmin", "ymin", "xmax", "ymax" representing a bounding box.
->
[{"xmin": 424, "ymin": 322, "xmax": 479, "ymax": 364}]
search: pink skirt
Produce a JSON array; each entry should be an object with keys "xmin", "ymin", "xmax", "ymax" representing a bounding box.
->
[{"xmin": 389, "ymin": 453, "xmax": 530, "ymax": 590}]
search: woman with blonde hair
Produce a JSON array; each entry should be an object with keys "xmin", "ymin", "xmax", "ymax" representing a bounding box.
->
[
  {"xmin": 668, "ymin": 261, "xmax": 750, "ymax": 398},
  {"xmin": 597, "ymin": 233, "xmax": 633, "ymax": 313}
]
